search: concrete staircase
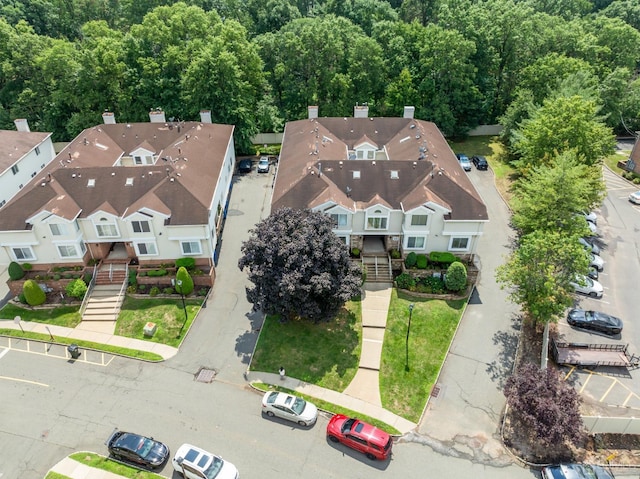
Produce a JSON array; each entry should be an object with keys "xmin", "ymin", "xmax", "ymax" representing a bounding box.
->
[
  {"xmin": 81, "ymin": 264, "xmax": 127, "ymax": 322},
  {"xmin": 362, "ymin": 254, "xmax": 392, "ymax": 283}
]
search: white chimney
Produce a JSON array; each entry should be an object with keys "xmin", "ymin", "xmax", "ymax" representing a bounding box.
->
[
  {"xmin": 149, "ymin": 109, "xmax": 166, "ymax": 123},
  {"xmin": 308, "ymin": 106, "xmax": 318, "ymax": 119},
  {"xmin": 200, "ymin": 110, "xmax": 212, "ymax": 123},
  {"xmin": 102, "ymin": 111, "xmax": 116, "ymax": 124},
  {"xmin": 354, "ymin": 105, "xmax": 369, "ymax": 118},
  {"xmin": 403, "ymin": 106, "xmax": 415, "ymax": 119},
  {"xmin": 14, "ymin": 119, "xmax": 30, "ymax": 132}
]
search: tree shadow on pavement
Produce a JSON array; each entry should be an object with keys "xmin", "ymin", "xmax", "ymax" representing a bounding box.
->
[
  {"xmin": 235, "ymin": 310, "xmax": 264, "ymax": 365},
  {"xmin": 486, "ymin": 313, "xmax": 521, "ymax": 389}
]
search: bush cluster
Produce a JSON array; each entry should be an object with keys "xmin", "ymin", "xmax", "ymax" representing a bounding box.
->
[
  {"xmin": 416, "ymin": 254, "xmax": 428, "ymax": 269},
  {"xmin": 8, "ymin": 262, "xmax": 25, "ymax": 280},
  {"xmin": 23, "ymin": 279, "xmax": 46, "ymax": 306},
  {"xmin": 429, "ymin": 251, "xmax": 460, "ymax": 265},
  {"xmin": 404, "ymin": 252, "xmax": 417, "ymax": 268},
  {"xmin": 146, "ymin": 269, "xmax": 168, "ymax": 277},
  {"xmin": 175, "ymin": 257, "xmax": 196, "ymax": 270},
  {"xmin": 149, "ymin": 286, "xmax": 160, "ymax": 296},
  {"xmin": 66, "ymin": 278, "xmax": 88, "ymax": 299}
]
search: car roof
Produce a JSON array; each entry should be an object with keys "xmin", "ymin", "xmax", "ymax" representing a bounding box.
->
[
  {"xmin": 350, "ymin": 419, "xmax": 390, "ymax": 444},
  {"xmin": 271, "ymin": 392, "xmax": 297, "ymax": 407},
  {"xmin": 114, "ymin": 432, "xmax": 146, "ymax": 450},
  {"xmin": 175, "ymin": 443, "xmax": 215, "ymax": 469}
]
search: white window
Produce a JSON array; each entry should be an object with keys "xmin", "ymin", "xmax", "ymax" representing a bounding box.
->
[
  {"xmin": 95, "ymin": 219, "xmax": 119, "ymax": 237},
  {"xmin": 410, "ymin": 215, "xmax": 428, "ymax": 226},
  {"xmin": 135, "ymin": 242, "xmax": 158, "ymax": 256},
  {"xmin": 449, "ymin": 237, "xmax": 470, "ymax": 251},
  {"xmin": 12, "ymin": 246, "xmax": 35, "ymax": 261},
  {"xmin": 366, "ymin": 209, "xmax": 388, "ymax": 230},
  {"xmin": 131, "ymin": 220, "xmax": 150, "ymax": 233},
  {"xmin": 181, "ymin": 241, "xmax": 202, "ymax": 255},
  {"xmin": 134, "ymin": 156, "xmax": 143, "ymax": 165},
  {"xmin": 57, "ymin": 244, "xmax": 78, "ymax": 258},
  {"xmin": 406, "ymin": 236, "xmax": 425, "ymax": 249},
  {"xmin": 50, "ymin": 223, "xmax": 68, "ymax": 236},
  {"xmin": 11, "ymin": 165, "xmax": 19, "ymax": 175},
  {"xmin": 331, "ymin": 214, "xmax": 348, "ymax": 228},
  {"xmin": 356, "ymin": 149, "xmax": 374, "ymax": 160}
]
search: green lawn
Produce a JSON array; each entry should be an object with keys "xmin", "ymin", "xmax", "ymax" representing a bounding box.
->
[
  {"xmin": 116, "ymin": 296, "xmax": 203, "ymax": 347},
  {"xmin": 379, "ymin": 290, "xmax": 466, "ymax": 423},
  {"xmin": 0, "ymin": 303, "xmax": 81, "ymax": 327},
  {"xmin": 250, "ymin": 299, "xmax": 362, "ymax": 391},
  {"xmin": 67, "ymin": 452, "xmax": 165, "ymax": 478}
]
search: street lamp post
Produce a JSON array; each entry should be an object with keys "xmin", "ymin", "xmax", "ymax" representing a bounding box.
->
[
  {"xmin": 405, "ymin": 303, "xmax": 414, "ymax": 371},
  {"xmin": 176, "ymin": 279, "xmax": 188, "ymax": 337}
]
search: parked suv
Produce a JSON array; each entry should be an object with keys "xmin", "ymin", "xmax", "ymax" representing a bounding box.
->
[
  {"xmin": 471, "ymin": 155, "xmax": 488, "ymax": 170},
  {"xmin": 326, "ymin": 415, "xmax": 392, "ymax": 460},
  {"xmin": 257, "ymin": 156, "xmax": 270, "ymax": 173},
  {"xmin": 456, "ymin": 153, "xmax": 472, "ymax": 171}
]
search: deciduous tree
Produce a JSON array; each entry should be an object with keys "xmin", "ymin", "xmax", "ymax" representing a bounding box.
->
[
  {"xmin": 504, "ymin": 363, "xmax": 583, "ymax": 450},
  {"xmin": 238, "ymin": 208, "xmax": 362, "ymax": 322}
]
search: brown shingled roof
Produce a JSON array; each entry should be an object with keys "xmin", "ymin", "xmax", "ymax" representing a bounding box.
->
[
  {"xmin": 0, "ymin": 130, "xmax": 52, "ymax": 171},
  {"xmin": 273, "ymin": 117, "xmax": 488, "ymax": 221},
  {"xmin": 0, "ymin": 121, "xmax": 233, "ymax": 230}
]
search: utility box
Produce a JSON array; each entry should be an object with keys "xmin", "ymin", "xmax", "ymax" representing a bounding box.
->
[{"xmin": 143, "ymin": 322, "xmax": 157, "ymax": 337}]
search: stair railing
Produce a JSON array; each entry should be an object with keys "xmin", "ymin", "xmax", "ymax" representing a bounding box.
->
[
  {"xmin": 79, "ymin": 264, "xmax": 98, "ymax": 317},
  {"xmin": 112, "ymin": 263, "xmax": 128, "ymax": 319}
]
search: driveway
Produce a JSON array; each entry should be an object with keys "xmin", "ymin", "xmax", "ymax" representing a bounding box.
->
[{"xmin": 414, "ymin": 167, "xmax": 520, "ymax": 466}]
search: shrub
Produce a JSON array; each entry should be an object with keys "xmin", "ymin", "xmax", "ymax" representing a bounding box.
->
[
  {"xmin": 66, "ymin": 278, "xmax": 88, "ymax": 299},
  {"xmin": 420, "ymin": 276, "xmax": 446, "ymax": 294},
  {"xmin": 175, "ymin": 257, "xmax": 196, "ymax": 270},
  {"xmin": 395, "ymin": 273, "xmax": 416, "ymax": 290},
  {"xmin": 197, "ymin": 288, "xmax": 208, "ymax": 296},
  {"xmin": 127, "ymin": 285, "xmax": 137, "ymax": 294},
  {"xmin": 87, "ymin": 258, "xmax": 99, "ymax": 266},
  {"xmin": 445, "ymin": 261, "xmax": 468, "ymax": 292},
  {"xmin": 634, "ymin": 177, "xmax": 640, "ymax": 185},
  {"xmin": 163, "ymin": 287, "xmax": 175, "ymax": 295},
  {"xmin": 8, "ymin": 262, "xmax": 25, "ymax": 280},
  {"xmin": 389, "ymin": 249, "xmax": 401, "ymax": 259},
  {"xmin": 139, "ymin": 284, "xmax": 147, "ymax": 291},
  {"xmin": 176, "ymin": 266, "xmax": 194, "ymax": 295},
  {"xmin": 23, "ymin": 279, "xmax": 46, "ymax": 306},
  {"xmin": 416, "ymin": 254, "xmax": 428, "ymax": 269},
  {"xmin": 429, "ymin": 251, "xmax": 459, "ymax": 265},
  {"xmin": 18, "ymin": 292, "xmax": 27, "ymax": 304},
  {"xmin": 149, "ymin": 286, "xmax": 160, "ymax": 297},
  {"xmin": 138, "ymin": 271, "xmax": 147, "ymax": 277},
  {"xmin": 351, "ymin": 247, "xmax": 361, "ymax": 257},
  {"xmin": 83, "ymin": 273, "xmax": 93, "ymax": 284},
  {"xmin": 404, "ymin": 252, "xmax": 417, "ymax": 268},
  {"xmin": 22, "ymin": 263, "xmax": 33, "ymax": 271},
  {"xmin": 53, "ymin": 274, "xmax": 61, "ymax": 281},
  {"xmin": 146, "ymin": 269, "xmax": 168, "ymax": 277}
]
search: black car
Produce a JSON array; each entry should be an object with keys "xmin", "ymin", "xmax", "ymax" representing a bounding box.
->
[
  {"xmin": 238, "ymin": 158, "xmax": 253, "ymax": 173},
  {"xmin": 567, "ymin": 308, "xmax": 623, "ymax": 335},
  {"xmin": 471, "ymin": 155, "xmax": 488, "ymax": 170},
  {"xmin": 106, "ymin": 429, "xmax": 170, "ymax": 470}
]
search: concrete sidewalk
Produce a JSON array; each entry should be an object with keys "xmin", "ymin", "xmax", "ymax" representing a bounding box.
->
[
  {"xmin": 248, "ymin": 371, "xmax": 416, "ymax": 435},
  {"xmin": 0, "ymin": 320, "xmax": 178, "ymax": 360}
]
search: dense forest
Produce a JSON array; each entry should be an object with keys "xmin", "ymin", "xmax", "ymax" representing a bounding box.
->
[{"xmin": 0, "ymin": 0, "xmax": 639, "ymax": 153}]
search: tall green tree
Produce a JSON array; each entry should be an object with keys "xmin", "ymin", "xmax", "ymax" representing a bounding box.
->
[
  {"xmin": 496, "ymin": 230, "xmax": 587, "ymax": 327},
  {"xmin": 512, "ymin": 95, "xmax": 615, "ymax": 169},
  {"xmin": 510, "ymin": 151, "xmax": 606, "ymax": 235}
]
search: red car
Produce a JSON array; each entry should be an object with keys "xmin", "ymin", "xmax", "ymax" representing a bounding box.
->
[{"xmin": 326, "ymin": 415, "xmax": 393, "ymax": 460}]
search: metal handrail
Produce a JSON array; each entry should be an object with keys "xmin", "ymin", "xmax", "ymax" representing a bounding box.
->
[
  {"xmin": 112, "ymin": 263, "xmax": 128, "ymax": 319},
  {"xmin": 79, "ymin": 264, "xmax": 98, "ymax": 317}
]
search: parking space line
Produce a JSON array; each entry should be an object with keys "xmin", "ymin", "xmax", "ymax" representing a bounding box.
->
[
  {"xmin": 0, "ymin": 347, "xmax": 8, "ymax": 360},
  {"xmin": 0, "ymin": 375, "xmax": 49, "ymax": 387},
  {"xmin": 578, "ymin": 371, "xmax": 592, "ymax": 393},
  {"xmin": 599, "ymin": 381, "xmax": 617, "ymax": 403},
  {"xmin": 2, "ymin": 338, "xmax": 115, "ymax": 366}
]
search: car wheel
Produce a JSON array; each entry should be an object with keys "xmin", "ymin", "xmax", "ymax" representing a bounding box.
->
[
  {"xmin": 612, "ymin": 329, "xmax": 621, "ymax": 335},
  {"xmin": 266, "ymin": 411, "xmax": 275, "ymax": 417},
  {"xmin": 366, "ymin": 453, "xmax": 377, "ymax": 460},
  {"xmin": 328, "ymin": 435, "xmax": 340, "ymax": 443},
  {"xmin": 298, "ymin": 420, "xmax": 308, "ymax": 426},
  {"xmin": 589, "ymin": 292, "xmax": 598, "ymax": 298}
]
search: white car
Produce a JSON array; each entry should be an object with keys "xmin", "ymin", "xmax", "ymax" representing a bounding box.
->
[
  {"xmin": 585, "ymin": 219, "xmax": 597, "ymax": 235},
  {"xmin": 261, "ymin": 391, "xmax": 318, "ymax": 426},
  {"xmin": 630, "ymin": 190, "xmax": 640, "ymax": 205},
  {"xmin": 579, "ymin": 237, "xmax": 600, "ymax": 255},
  {"xmin": 257, "ymin": 156, "xmax": 270, "ymax": 173},
  {"xmin": 172, "ymin": 444, "xmax": 238, "ymax": 479},
  {"xmin": 589, "ymin": 253, "xmax": 604, "ymax": 272},
  {"xmin": 570, "ymin": 275, "xmax": 603, "ymax": 298},
  {"xmin": 582, "ymin": 211, "xmax": 597, "ymax": 224}
]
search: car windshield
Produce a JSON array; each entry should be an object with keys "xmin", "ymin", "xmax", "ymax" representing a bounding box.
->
[
  {"xmin": 291, "ymin": 397, "xmax": 307, "ymax": 414},
  {"xmin": 136, "ymin": 437, "xmax": 155, "ymax": 458},
  {"xmin": 203, "ymin": 456, "xmax": 224, "ymax": 479},
  {"xmin": 341, "ymin": 418, "xmax": 356, "ymax": 433}
]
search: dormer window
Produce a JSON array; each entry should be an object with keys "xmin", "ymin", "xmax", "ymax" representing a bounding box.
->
[{"xmin": 366, "ymin": 208, "xmax": 388, "ymax": 230}]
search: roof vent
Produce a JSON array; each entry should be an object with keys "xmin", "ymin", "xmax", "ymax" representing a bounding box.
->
[
  {"xmin": 353, "ymin": 171, "xmax": 361, "ymax": 179},
  {"xmin": 390, "ymin": 170, "xmax": 399, "ymax": 179},
  {"xmin": 126, "ymin": 178, "xmax": 134, "ymax": 186},
  {"xmin": 87, "ymin": 179, "xmax": 95, "ymax": 187}
]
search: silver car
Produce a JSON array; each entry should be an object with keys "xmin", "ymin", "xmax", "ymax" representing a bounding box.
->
[
  {"xmin": 257, "ymin": 156, "xmax": 270, "ymax": 173},
  {"xmin": 261, "ymin": 391, "xmax": 318, "ymax": 426},
  {"xmin": 172, "ymin": 443, "xmax": 238, "ymax": 479},
  {"xmin": 589, "ymin": 253, "xmax": 604, "ymax": 272},
  {"xmin": 570, "ymin": 275, "xmax": 603, "ymax": 298}
]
